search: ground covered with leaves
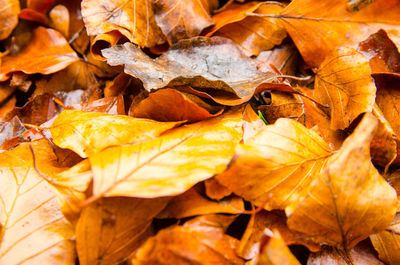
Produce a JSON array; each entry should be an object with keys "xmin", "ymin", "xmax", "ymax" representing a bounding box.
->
[{"xmin": 1, "ymin": 0, "xmax": 400, "ymax": 264}]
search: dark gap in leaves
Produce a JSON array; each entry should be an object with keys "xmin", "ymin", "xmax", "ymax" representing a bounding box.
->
[
  {"xmin": 289, "ymin": 244, "xmax": 310, "ymax": 265},
  {"xmin": 226, "ymin": 214, "xmax": 251, "ymax": 239}
]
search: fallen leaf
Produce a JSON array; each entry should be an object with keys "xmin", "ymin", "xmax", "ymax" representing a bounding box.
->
[
  {"xmin": 314, "ymin": 47, "xmax": 376, "ymax": 130},
  {"xmin": 242, "ymin": 103, "xmax": 265, "ymax": 144},
  {"xmin": 102, "ymin": 37, "xmax": 277, "ymax": 100},
  {"xmin": 216, "ymin": 117, "xmax": 332, "ymax": 211},
  {"xmin": 132, "ymin": 214, "xmax": 244, "ymax": 265},
  {"xmin": 81, "ymin": 0, "xmax": 165, "ymax": 47},
  {"xmin": 151, "ymin": 0, "xmax": 218, "ymax": 44},
  {"xmin": 157, "ymin": 186, "xmax": 244, "ymax": 218},
  {"xmin": 68, "ymin": 95, "xmax": 125, "ymax": 115},
  {"xmin": 370, "ymin": 213, "xmax": 400, "ymax": 265},
  {"xmin": 76, "ymin": 197, "xmax": 169, "ymax": 265},
  {"xmin": 287, "ymin": 113, "xmax": 397, "ymax": 250},
  {"xmin": 0, "ymin": 140, "xmax": 75, "ymax": 264},
  {"xmin": 49, "ymin": 5, "xmax": 70, "ymax": 38},
  {"xmin": 278, "ymin": 0, "xmax": 400, "ymax": 67},
  {"xmin": 204, "ymin": 178, "xmax": 233, "ymax": 200},
  {"xmin": 87, "ymin": 108, "xmax": 243, "ymax": 201},
  {"xmin": 51, "ymin": 109, "xmax": 181, "ymax": 158},
  {"xmin": 0, "ymin": 0, "xmax": 20, "ymax": 40},
  {"xmin": 209, "ymin": 2, "xmax": 287, "ymax": 56},
  {"xmin": 256, "ymin": 44, "xmax": 299, "ymax": 76},
  {"xmin": 132, "ymin": 88, "xmax": 223, "ymax": 122}
]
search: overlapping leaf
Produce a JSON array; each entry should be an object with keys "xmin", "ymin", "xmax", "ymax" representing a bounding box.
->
[{"xmin": 0, "ymin": 0, "xmax": 19, "ymax": 40}]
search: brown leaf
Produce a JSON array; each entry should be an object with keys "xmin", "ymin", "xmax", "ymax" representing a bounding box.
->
[
  {"xmin": 0, "ymin": 27, "xmax": 79, "ymax": 81},
  {"xmin": 314, "ymin": 47, "xmax": 376, "ymax": 130},
  {"xmin": 76, "ymin": 197, "xmax": 169, "ymax": 265},
  {"xmin": 209, "ymin": 2, "xmax": 287, "ymax": 56},
  {"xmin": 256, "ymin": 44, "xmax": 299, "ymax": 76},
  {"xmin": 157, "ymin": 187, "xmax": 244, "ymax": 219},
  {"xmin": 0, "ymin": 0, "xmax": 20, "ymax": 40},
  {"xmin": 51, "ymin": 109, "xmax": 181, "ymax": 158},
  {"xmin": 132, "ymin": 88, "xmax": 223, "ymax": 122},
  {"xmin": 81, "ymin": 0, "xmax": 165, "ymax": 47},
  {"xmin": 152, "ymin": 0, "xmax": 218, "ymax": 44},
  {"xmin": 132, "ymin": 215, "xmax": 244, "ymax": 265},
  {"xmin": 279, "ymin": 0, "xmax": 400, "ymax": 67},
  {"xmin": 216, "ymin": 117, "xmax": 332, "ymax": 211},
  {"xmin": 102, "ymin": 37, "xmax": 277, "ymax": 101},
  {"xmin": 287, "ymin": 113, "xmax": 397, "ymax": 250},
  {"xmin": 370, "ymin": 213, "xmax": 400, "ymax": 265},
  {"xmin": 0, "ymin": 140, "xmax": 75, "ymax": 264},
  {"xmin": 86, "ymin": 108, "xmax": 243, "ymax": 201},
  {"xmin": 204, "ymin": 178, "xmax": 233, "ymax": 200}
]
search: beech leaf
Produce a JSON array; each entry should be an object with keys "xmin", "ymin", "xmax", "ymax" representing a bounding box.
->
[{"xmin": 0, "ymin": 0, "xmax": 20, "ymax": 40}]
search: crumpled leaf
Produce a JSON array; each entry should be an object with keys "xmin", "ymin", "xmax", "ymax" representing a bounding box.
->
[
  {"xmin": 208, "ymin": 2, "xmax": 287, "ymax": 56},
  {"xmin": 81, "ymin": 0, "xmax": 165, "ymax": 47},
  {"xmin": 370, "ymin": 213, "xmax": 400, "ymax": 265},
  {"xmin": 76, "ymin": 197, "xmax": 169, "ymax": 265},
  {"xmin": 132, "ymin": 88, "xmax": 223, "ymax": 122},
  {"xmin": 157, "ymin": 187, "xmax": 244, "ymax": 218},
  {"xmin": 216, "ymin": 117, "xmax": 332, "ymax": 211},
  {"xmin": 103, "ymin": 37, "xmax": 277, "ymax": 101},
  {"xmin": 86, "ymin": 108, "xmax": 243, "ymax": 201},
  {"xmin": 151, "ymin": 0, "xmax": 218, "ymax": 44},
  {"xmin": 0, "ymin": 26, "xmax": 79, "ymax": 81},
  {"xmin": 314, "ymin": 47, "xmax": 376, "ymax": 130},
  {"xmin": 132, "ymin": 214, "xmax": 244, "ymax": 265},
  {"xmin": 287, "ymin": 113, "xmax": 397, "ymax": 250},
  {"xmin": 0, "ymin": 140, "xmax": 75, "ymax": 264},
  {"xmin": 51, "ymin": 109, "xmax": 181, "ymax": 158},
  {"xmin": 279, "ymin": 0, "xmax": 400, "ymax": 67},
  {"xmin": 0, "ymin": 0, "xmax": 20, "ymax": 40}
]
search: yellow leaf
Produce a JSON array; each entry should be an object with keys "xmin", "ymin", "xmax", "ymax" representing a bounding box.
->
[
  {"xmin": 287, "ymin": 113, "xmax": 397, "ymax": 250},
  {"xmin": 314, "ymin": 47, "xmax": 376, "ymax": 130},
  {"xmin": 0, "ymin": 140, "xmax": 75, "ymax": 264},
  {"xmin": 216, "ymin": 118, "xmax": 332, "ymax": 211},
  {"xmin": 76, "ymin": 197, "xmax": 169, "ymax": 265},
  {"xmin": 86, "ymin": 108, "xmax": 243, "ymax": 201},
  {"xmin": 51, "ymin": 110, "xmax": 181, "ymax": 158},
  {"xmin": 81, "ymin": 0, "xmax": 165, "ymax": 47}
]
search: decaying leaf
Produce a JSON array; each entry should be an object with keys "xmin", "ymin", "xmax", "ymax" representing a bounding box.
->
[
  {"xmin": 81, "ymin": 0, "xmax": 165, "ymax": 47},
  {"xmin": 76, "ymin": 197, "xmax": 169, "ymax": 265},
  {"xmin": 51, "ymin": 109, "xmax": 181, "ymax": 158},
  {"xmin": 287, "ymin": 113, "xmax": 397, "ymax": 250},
  {"xmin": 216, "ymin": 117, "xmax": 332, "ymax": 211},
  {"xmin": 314, "ymin": 47, "xmax": 376, "ymax": 130},
  {"xmin": 132, "ymin": 214, "xmax": 244, "ymax": 265},
  {"xmin": 102, "ymin": 37, "xmax": 277, "ymax": 100},
  {"xmin": 0, "ymin": 26, "xmax": 79, "ymax": 81},
  {"xmin": 0, "ymin": 0, "xmax": 20, "ymax": 40},
  {"xmin": 87, "ymin": 108, "xmax": 243, "ymax": 201},
  {"xmin": 0, "ymin": 140, "xmax": 75, "ymax": 264}
]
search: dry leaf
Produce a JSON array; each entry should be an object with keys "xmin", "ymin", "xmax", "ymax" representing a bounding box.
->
[
  {"xmin": 209, "ymin": 2, "xmax": 287, "ymax": 56},
  {"xmin": 279, "ymin": 0, "xmax": 400, "ymax": 67},
  {"xmin": 152, "ymin": 0, "xmax": 218, "ymax": 44},
  {"xmin": 132, "ymin": 215, "xmax": 244, "ymax": 265},
  {"xmin": 314, "ymin": 47, "xmax": 376, "ymax": 130},
  {"xmin": 76, "ymin": 197, "xmax": 169, "ymax": 265},
  {"xmin": 0, "ymin": 27, "xmax": 79, "ymax": 81},
  {"xmin": 102, "ymin": 37, "xmax": 277, "ymax": 100},
  {"xmin": 132, "ymin": 88, "xmax": 223, "ymax": 122},
  {"xmin": 0, "ymin": 140, "xmax": 75, "ymax": 264},
  {"xmin": 51, "ymin": 109, "xmax": 181, "ymax": 158},
  {"xmin": 216, "ymin": 117, "xmax": 332, "ymax": 211},
  {"xmin": 287, "ymin": 113, "xmax": 397, "ymax": 250},
  {"xmin": 87, "ymin": 108, "xmax": 243, "ymax": 201},
  {"xmin": 0, "ymin": 0, "xmax": 20, "ymax": 40},
  {"xmin": 81, "ymin": 0, "xmax": 165, "ymax": 47}
]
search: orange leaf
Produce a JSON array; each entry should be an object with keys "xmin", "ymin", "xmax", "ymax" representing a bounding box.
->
[
  {"xmin": 0, "ymin": 27, "xmax": 79, "ymax": 81},
  {"xmin": 0, "ymin": 0, "xmax": 20, "ymax": 40},
  {"xmin": 81, "ymin": 0, "xmax": 165, "ymax": 47},
  {"xmin": 152, "ymin": 0, "xmax": 218, "ymax": 44},
  {"xmin": 287, "ymin": 113, "xmax": 397, "ymax": 250},
  {"xmin": 76, "ymin": 197, "xmax": 169, "ymax": 265},
  {"xmin": 0, "ymin": 140, "xmax": 75, "ymax": 264},
  {"xmin": 51, "ymin": 110, "xmax": 181, "ymax": 158},
  {"xmin": 314, "ymin": 47, "xmax": 376, "ymax": 130},
  {"xmin": 87, "ymin": 108, "xmax": 243, "ymax": 201},
  {"xmin": 132, "ymin": 215, "xmax": 244, "ymax": 265}
]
